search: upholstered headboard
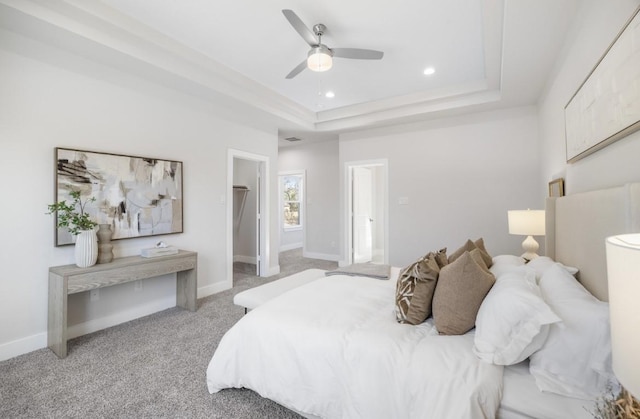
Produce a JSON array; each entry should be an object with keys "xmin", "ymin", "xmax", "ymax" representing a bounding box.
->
[{"xmin": 545, "ymin": 183, "xmax": 640, "ymax": 301}]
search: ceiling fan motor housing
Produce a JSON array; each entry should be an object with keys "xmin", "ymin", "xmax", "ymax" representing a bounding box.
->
[{"xmin": 312, "ymin": 23, "xmax": 327, "ymax": 38}]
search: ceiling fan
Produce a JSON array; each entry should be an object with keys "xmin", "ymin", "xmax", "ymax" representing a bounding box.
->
[{"xmin": 282, "ymin": 9, "xmax": 384, "ymax": 79}]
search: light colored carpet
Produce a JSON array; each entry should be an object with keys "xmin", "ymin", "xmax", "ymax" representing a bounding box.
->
[{"xmin": 0, "ymin": 249, "xmax": 337, "ymax": 418}]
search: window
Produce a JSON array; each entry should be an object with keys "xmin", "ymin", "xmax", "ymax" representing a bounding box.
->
[{"xmin": 280, "ymin": 172, "xmax": 304, "ymax": 230}]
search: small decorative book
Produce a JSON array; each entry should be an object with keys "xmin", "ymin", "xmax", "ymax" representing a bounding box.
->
[{"xmin": 141, "ymin": 241, "xmax": 179, "ymax": 258}]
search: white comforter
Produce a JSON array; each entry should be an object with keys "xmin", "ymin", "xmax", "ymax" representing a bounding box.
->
[{"xmin": 207, "ymin": 274, "xmax": 503, "ymax": 419}]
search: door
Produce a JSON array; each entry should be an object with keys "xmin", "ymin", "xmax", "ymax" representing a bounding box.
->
[
  {"xmin": 346, "ymin": 160, "xmax": 387, "ymax": 267},
  {"xmin": 255, "ymin": 167, "xmax": 261, "ymax": 276},
  {"xmin": 353, "ymin": 166, "xmax": 373, "ymax": 263}
]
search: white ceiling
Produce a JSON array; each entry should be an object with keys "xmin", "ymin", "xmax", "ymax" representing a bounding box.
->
[
  {"xmin": 8, "ymin": 0, "xmax": 581, "ymax": 144},
  {"xmin": 101, "ymin": 0, "xmax": 489, "ymax": 113}
]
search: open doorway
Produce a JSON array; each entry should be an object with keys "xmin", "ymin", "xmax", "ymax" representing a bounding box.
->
[
  {"xmin": 279, "ymin": 170, "xmax": 305, "ymax": 252},
  {"xmin": 227, "ymin": 149, "xmax": 269, "ymax": 288},
  {"xmin": 346, "ymin": 160, "xmax": 388, "ymax": 265},
  {"xmin": 233, "ymin": 159, "xmax": 258, "ymax": 276}
]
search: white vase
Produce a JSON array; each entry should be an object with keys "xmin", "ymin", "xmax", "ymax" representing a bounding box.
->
[{"xmin": 75, "ymin": 229, "xmax": 98, "ymax": 268}]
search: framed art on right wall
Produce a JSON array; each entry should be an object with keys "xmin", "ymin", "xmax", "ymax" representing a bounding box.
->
[{"xmin": 564, "ymin": 6, "xmax": 640, "ymax": 163}]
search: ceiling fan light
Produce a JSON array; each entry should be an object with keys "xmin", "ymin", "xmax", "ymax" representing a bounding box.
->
[{"xmin": 307, "ymin": 46, "xmax": 333, "ymax": 72}]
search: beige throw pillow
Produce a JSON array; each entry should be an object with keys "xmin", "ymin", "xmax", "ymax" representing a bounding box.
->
[
  {"xmin": 395, "ymin": 253, "xmax": 440, "ymax": 325},
  {"xmin": 447, "ymin": 239, "xmax": 476, "ymax": 263},
  {"xmin": 474, "ymin": 238, "xmax": 493, "ymax": 268},
  {"xmin": 432, "ymin": 251, "xmax": 496, "ymax": 335},
  {"xmin": 469, "ymin": 248, "xmax": 490, "ymax": 272},
  {"xmin": 448, "ymin": 238, "xmax": 493, "ymax": 268}
]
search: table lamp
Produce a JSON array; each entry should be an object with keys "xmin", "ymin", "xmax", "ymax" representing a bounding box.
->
[
  {"xmin": 606, "ymin": 233, "xmax": 640, "ymax": 400},
  {"xmin": 507, "ymin": 209, "xmax": 545, "ymax": 260}
]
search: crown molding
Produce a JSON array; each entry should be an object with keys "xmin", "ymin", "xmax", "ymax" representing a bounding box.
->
[{"xmin": 0, "ymin": 0, "xmax": 506, "ymax": 134}]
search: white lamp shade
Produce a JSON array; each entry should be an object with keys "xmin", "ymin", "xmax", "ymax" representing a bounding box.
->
[
  {"xmin": 508, "ymin": 210, "xmax": 545, "ymax": 236},
  {"xmin": 606, "ymin": 233, "xmax": 640, "ymax": 399},
  {"xmin": 307, "ymin": 47, "xmax": 333, "ymax": 72}
]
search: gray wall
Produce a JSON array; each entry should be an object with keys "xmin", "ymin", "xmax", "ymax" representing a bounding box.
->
[
  {"xmin": 340, "ymin": 106, "xmax": 541, "ymax": 267},
  {"xmin": 0, "ymin": 27, "xmax": 279, "ymax": 360},
  {"xmin": 279, "ymin": 140, "xmax": 340, "ymax": 260},
  {"xmin": 539, "ymin": 0, "xmax": 640, "ymax": 194}
]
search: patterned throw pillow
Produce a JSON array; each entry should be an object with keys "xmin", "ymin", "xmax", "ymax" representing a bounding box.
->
[{"xmin": 395, "ymin": 253, "xmax": 441, "ymax": 325}]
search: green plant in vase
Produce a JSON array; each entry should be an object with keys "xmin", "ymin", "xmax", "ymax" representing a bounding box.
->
[
  {"xmin": 48, "ymin": 189, "xmax": 99, "ymax": 267},
  {"xmin": 47, "ymin": 190, "xmax": 97, "ymax": 234}
]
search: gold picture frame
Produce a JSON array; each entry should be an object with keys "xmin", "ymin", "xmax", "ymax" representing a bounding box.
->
[{"xmin": 549, "ymin": 178, "xmax": 565, "ymax": 198}]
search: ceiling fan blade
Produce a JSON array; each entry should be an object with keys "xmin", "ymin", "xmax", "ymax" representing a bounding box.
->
[
  {"xmin": 285, "ymin": 60, "xmax": 308, "ymax": 79},
  {"xmin": 332, "ymin": 48, "xmax": 384, "ymax": 60},
  {"xmin": 282, "ymin": 9, "xmax": 317, "ymax": 47}
]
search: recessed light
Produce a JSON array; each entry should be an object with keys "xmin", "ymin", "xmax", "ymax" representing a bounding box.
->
[
  {"xmin": 325, "ymin": 91, "xmax": 335, "ymax": 98},
  {"xmin": 423, "ymin": 67, "xmax": 436, "ymax": 76}
]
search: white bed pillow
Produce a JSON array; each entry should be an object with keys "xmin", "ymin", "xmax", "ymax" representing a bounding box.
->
[
  {"xmin": 489, "ymin": 255, "xmax": 526, "ymax": 278},
  {"xmin": 474, "ymin": 268, "xmax": 560, "ymax": 365},
  {"xmin": 491, "ymin": 254, "xmax": 526, "ymax": 267},
  {"xmin": 529, "ymin": 264, "xmax": 616, "ymax": 400},
  {"xmin": 488, "ymin": 255, "xmax": 523, "ymax": 279},
  {"xmin": 526, "ymin": 256, "xmax": 578, "ymax": 281}
]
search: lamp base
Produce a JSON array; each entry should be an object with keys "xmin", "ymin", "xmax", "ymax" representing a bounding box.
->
[{"xmin": 521, "ymin": 235, "xmax": 540, "ymax": 261}]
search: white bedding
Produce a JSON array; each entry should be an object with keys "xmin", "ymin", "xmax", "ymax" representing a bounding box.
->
[
  {"xmin": 499, "ymin": 361, "xmax": 595, "ymax": 419},
  {"xmin": 207, "ymin": 273, "xmax": 504, "ymax": 419}
]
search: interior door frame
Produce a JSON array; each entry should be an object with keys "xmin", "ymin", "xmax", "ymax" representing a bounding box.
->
[
  {"xmin": 344, "ymin": 159, "xmax": 389, "ymax": 266},
  {"xmin": 227, "ymin": 149, "xmax": 270, "ymax": 288}
]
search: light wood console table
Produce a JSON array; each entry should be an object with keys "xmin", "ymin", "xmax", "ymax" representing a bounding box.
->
[{"xmin": 48, "ymin": 250, "xmax": 197, "ymax": 358}]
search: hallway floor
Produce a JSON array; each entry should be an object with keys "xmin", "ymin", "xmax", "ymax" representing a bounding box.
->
[{"xmin": 233, "ymin": 248, "xmax": 338, "ymax": 288}]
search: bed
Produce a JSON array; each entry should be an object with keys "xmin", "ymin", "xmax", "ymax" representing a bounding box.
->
[{"xmin": 207, "ymin": 182, "xmax": 640, "ymax": 418}]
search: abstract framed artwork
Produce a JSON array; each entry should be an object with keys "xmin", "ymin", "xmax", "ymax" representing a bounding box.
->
[
  {"xmin": 54, "ymin": 147, "xmax": 183, "ymax": 246},
  {"xmin": 564, "ymin": 7, "xmax": 640, "ymax": 163}
]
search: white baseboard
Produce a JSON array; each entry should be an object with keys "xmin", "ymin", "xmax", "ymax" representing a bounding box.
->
[
  {"xmin": 279, "ymin": 242, "xmax": 302, "ymax": 252},
  {"xmin": 233, "ymin": 255, "xmax": 256, "ymax": 264},
  {"xmin": 0, "ymin": 296, "xmax": 177, "ymax": 361},
  {"xmin": 303, "ymin": 251, "xmax": 340, "ymax": 262},
  {"xmin": 266, "ymin": 264, "xmax": 280, "ymax": 276},
  {"xmin": 67, "ymin": 297, "xmax": 176, "ymax": 340},
  {"xmin": 0, "ymin": 332, "xmax": 47, "ymax": 362},
  {"xmin": 197, "ymin": 281, "xmax": 232, "ymax": 298},
  {"xmin": 0, "ymin": 276, "xmax": 273, "ymax": 362}
]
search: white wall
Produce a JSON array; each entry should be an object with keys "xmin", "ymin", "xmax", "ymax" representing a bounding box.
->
[
  {"xmin": 0, "ymin": 29, "xmax": 279, "ymax": 360},
  {"xmin": 340, "ymin": 106, "xmax": 541, "ymax": 267},
  {"xmin": 279, "ymin": 222, "xmax": 303, "ymax": 251},
  {"xmin": 539, "ymin": 0, "xmax": 640, "ymax": 194},
  {"xmin": 278, "ymin": 140, "xmax": 340, "ymax": 260}
]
